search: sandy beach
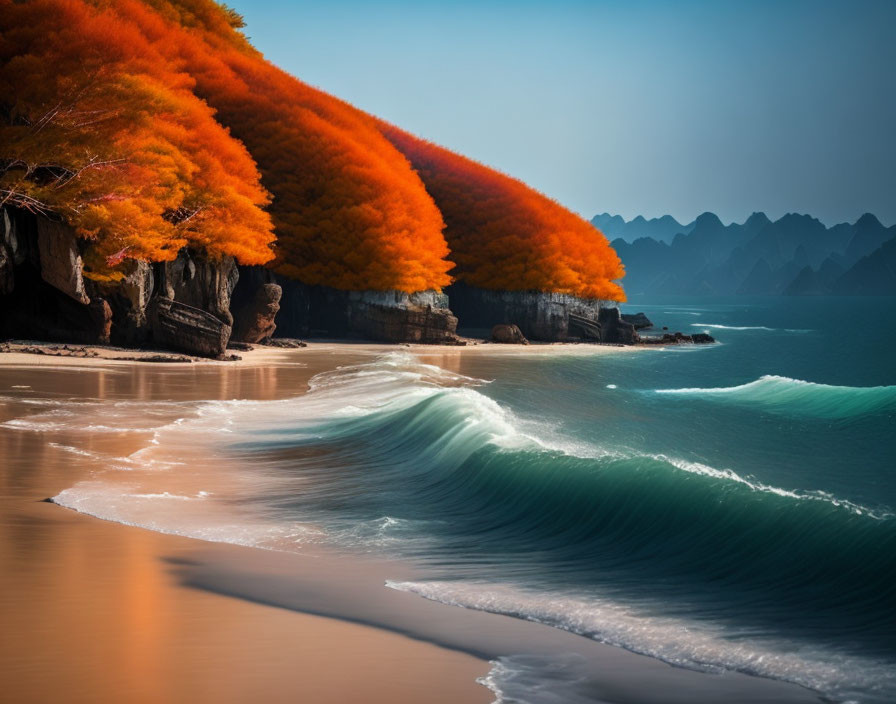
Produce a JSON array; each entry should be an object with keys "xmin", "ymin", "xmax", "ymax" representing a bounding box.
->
[
  {"xmin": 0, "ymin": 346, "xmax": 493, "ymax": 704},
  {"xmin": 0, "ymin": 343, "xmax": 824, "ymax": 704}
]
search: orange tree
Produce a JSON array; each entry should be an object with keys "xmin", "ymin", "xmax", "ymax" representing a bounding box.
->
[
  {"xmin": 117, "ymin": 0, "xmax": 452, "ymax": 293},
  {"xmin": 376, "ymin": 125, "xmax": 626, "ymax": 301},
  {"xmin": 0, "ymin": 0, "xmax": 274, "ymax": 272}
]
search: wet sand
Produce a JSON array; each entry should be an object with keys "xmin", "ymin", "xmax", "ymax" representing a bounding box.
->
[
  {"xmin": 0, "ymin": 351, "xmax": 491, "ymax": 704},
  {"xmin": 0, "ymin": 344, "xmax": 823, "ymax": 704}
]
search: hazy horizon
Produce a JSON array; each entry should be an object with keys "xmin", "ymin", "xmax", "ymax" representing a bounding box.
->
[{"xmin": 230, "ymin": 0, "xmax": 895, "ymax": 228}]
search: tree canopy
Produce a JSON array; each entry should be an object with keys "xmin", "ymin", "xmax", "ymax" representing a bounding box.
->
[
  {"xmin": 0, "ymin": 0, "xmax": 275, "ymax": 270},
  {"xmin": 121, "ymin": 0, "xmax": 453, "ymax": 292},
  {"xmin": 0, "ymin": 0, "xmax": 625, "ymax": 300},
  {"xmin": 377, "ymin": 124, "xmax": 626, "ymax": 300}
]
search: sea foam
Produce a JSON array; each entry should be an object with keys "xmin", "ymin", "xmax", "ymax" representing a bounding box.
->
[{"xmin": 388, "ymin": 580, "xmax": 895, "ymax": 704}]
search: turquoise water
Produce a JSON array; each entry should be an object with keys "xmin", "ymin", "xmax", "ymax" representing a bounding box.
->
[{"xmin": 49, "ymin": 296, "xmax": 896, "ymax": 702}]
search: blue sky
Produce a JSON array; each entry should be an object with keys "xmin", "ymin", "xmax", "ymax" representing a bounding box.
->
[{"xmin": 228, "ymin": 0, "xmax": 896, "ymax": 226}]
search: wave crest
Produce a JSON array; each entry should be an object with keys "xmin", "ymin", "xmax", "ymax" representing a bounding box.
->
[{"xmin": 655, "ymin": 375, "xmax": 896, "ymax": 418}]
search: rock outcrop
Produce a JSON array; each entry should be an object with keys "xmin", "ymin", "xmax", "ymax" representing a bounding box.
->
[
  {"xmin": 85, "ymin": 260, "xmax": 154, "ymax": 345},
  {"xmin": 621, "ymin": 312, "xmax": 653, "ymax": 329},
  {"xmin": 156, "ymin": 249, "xmax": 238, "ymax": 326},
  {"xmin": 568, "ymin": 313, "xmax": 601, "ymax": 340},
  {"xmin": 88, "ymin": 298, "xmax": 113, "ymax": 345},
  {"xmin": 597, "ymin": 307, "xmax": 639, "ymax": 344},
  {"xmin": 150, "ymin": 297, "xmax": 231, "ymax": 357},
  {"xmin": 691, "ymin": 332, "xmax": 716, "ymax": 344},
  {"xmin": 232, "ymin": 283, "xmax": 281, "ymax": 343},
  {"xmin": 348, "ymin": 290, "xmax": 459, "ymax": 343},
  {"xmin": 263, "ymin": 278, "xmax": 460, "ymax": 343},
  {"xmin": 0, "ymin": 209, "xmax": 109, "ymax": 344},
  {"xmin": 641, "ymin": 331, "xmax": 716, "ymax": 345},
  {"xmin": 0, "ymin": 209, "xmax": 245, "ymax": 356},
  {"xmin": 445, "ymin": 283, "xmax": 624, "ymax": 343},
  {"xmin": 36, "ymin": 218, "xmax": 90, "ymax": 304},
  {"xmin": 491, "ymin": 324, "xmax": 528, "ymax": 344}
]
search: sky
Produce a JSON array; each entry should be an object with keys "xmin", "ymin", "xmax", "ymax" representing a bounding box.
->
[{"xmin": 228, "ymin": 0, "xmax": 896, "ymax": 226}]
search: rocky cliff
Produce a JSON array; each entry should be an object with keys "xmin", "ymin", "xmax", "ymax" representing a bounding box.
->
[
  {"xmin": 0, "ymin": 209, "xmax": 464, "ymax": 353},
  {"xmin": 445, "ymin": 283, "xmax": 633, "ymax": 343},
  {"xmin": 269, "ymin": 276, "xmax": 459, "ymax": 344},
  {"xmin": 1, "ymin": 208, "xmax": 639, "ymax": 351},
  {"xmin": 0, "ymin": 208, "xmax": 241, "ymax": 357}
]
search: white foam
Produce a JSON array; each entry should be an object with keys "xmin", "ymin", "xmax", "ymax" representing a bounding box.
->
[
  {"xmin": 47, "ymin": 442, "xmax": 98, "ymax": 458},
  {"xmin": 126, "ymin": 492, "xmax": 205, "ymax": 501},
  {"xmin": 53, "ymin": 483, "xmax": 324, "ymax": 549},
  {"xmin": 689, "ymin": 323, "xmax": 774, "ymax": 331},
  {"xmin": 387, "ymin": 580, "xmax": 895, "ymax": 703}
]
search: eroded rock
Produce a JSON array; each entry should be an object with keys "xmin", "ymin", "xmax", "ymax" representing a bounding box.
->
[
  {"xmin": 621, "ymin": 312, "xmax": 653, "ymax": 329},
  {"xmin": 157, "ymin": 249, "xmax": 238, "ymax": 326},
  {"xmin": 598, "ymin": 307, "xmax": 640, "ymax": 344},
  {"xmin": 36, "ymin": 218, "xmax": 89, "ymax": 304},
  {"xmin": 233, "ymin": 283, "xmax": 281, "ymax": 343},
  {"xmin": 85, "ymin": 259, "xmax": 154, "ymax": 345},
  {"xmin": 445, "ymin": 283, "xmax": 624, "ymax": 342},
  {"xmin": 151, "ymin": 297, "xmax": 231, "ymax": 357},
  {"xmin": 491, "ymin": 323, "xmax": 529, "ymax": 344}
]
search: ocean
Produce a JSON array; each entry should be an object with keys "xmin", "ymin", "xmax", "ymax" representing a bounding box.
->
[{"xmin": 32, "ymin": 296, "xmax": 896, "ymax": 703}]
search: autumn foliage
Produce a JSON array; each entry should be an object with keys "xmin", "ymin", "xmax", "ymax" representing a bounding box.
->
[
  {"xmin": 377, "ymin": 124, "xmax": 626, "ymax": 301},
  {"xmin": 110, "ymin": 0, "xmax": 452, "ymax": 293},
  {"xmin": 0, "ymin": 0, "xmax": 625, "ymax": 300},
  {"xmin": 0, "ymin": 0, "xmax": 274, "ymax": 269}
]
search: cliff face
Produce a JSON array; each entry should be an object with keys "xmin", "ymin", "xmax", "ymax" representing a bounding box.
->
[
  {"xmin": 445, "ymin": 283, "xmax": 633, "ymax": 343},
  {"xmin": 271, "ymin": 277, "xmax": 459, "ymax": 343},
  {"xmin": 0, "ymin": 208, "xmax": 240, "ymax": 356},
  {"xmin": 0, "ymin": 209, "xmax": 465, "ymax": 353},
  {"xmin": 1, "ymin": 209, "xmax": 112, "ymax": 346},
  {"xmin": 1, "ymin": 209, "xmax": 635, "ymax": 351}
]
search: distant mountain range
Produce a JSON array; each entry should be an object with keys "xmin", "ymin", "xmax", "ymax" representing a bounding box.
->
[{"xmin": 592, "ymin": 212, "xmax": 896, "ymax": 296}]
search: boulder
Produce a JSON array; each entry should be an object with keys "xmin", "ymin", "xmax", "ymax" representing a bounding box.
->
[
  {"xmin": 491, "ymin": 323, "xmax": 528, "ymax": 344},
  {"xmin": 87, "ymin": 298, "xmax": 113, "ymax": 345},
  {"xmin": 264, "ymin": 338, "xmax": 307, "ymax": 348},
  {"xmin": 691, "ymin": 332, "xmax": 716, "ymax": 344},
  {"xmin": 233, "ymin": 283, "xmax": 281, "ymax": 343},
  {"xmin": 36, "ymin": 218, "xmax": 89, "ymax": 304},
  {"xmin": 150, "ymin": 297, "xmax": 231, "ymax": 357},
  {"xmin": 621, "ymin": 312, "xmax": 653, "ymax": 329},
  {"xmin": 353, "ymin": 303, "xmax": 460, "ymax": 343}
]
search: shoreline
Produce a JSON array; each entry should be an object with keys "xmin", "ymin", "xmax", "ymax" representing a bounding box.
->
[
  {"xmin": 0, "ymin": 346, "xmax": 823, "ymax": 704},
  {"xmin": 0, "ymin": 336, "xmax": 647, "ymax": 369},
  {"xmin": 0, "ymin": 348, "xmax": 492, "ymax": 704}
]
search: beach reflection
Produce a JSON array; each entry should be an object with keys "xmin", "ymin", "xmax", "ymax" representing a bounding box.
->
[{"xmin": 0, "ymin": 356, "xmax": 489, "ymax": 704}]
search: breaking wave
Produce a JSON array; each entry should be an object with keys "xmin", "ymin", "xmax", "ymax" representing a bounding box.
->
[{"xmin": 655, "ymin": 375, "xmax": 896, "ymax": 418}]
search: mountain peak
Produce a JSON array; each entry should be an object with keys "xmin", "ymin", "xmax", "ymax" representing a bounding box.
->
[
  {"xmin": 745, "ymin": 212, "xmax": 771, "ymax": 227},
  {"xmin": 855, "ymin": 213, "xmax": 882, "ymax": 229},
  {"xmin": 693, "ymin": 212, "xmax": 723, "ymax": 229}
]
